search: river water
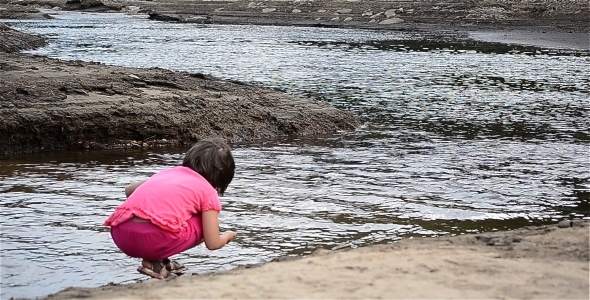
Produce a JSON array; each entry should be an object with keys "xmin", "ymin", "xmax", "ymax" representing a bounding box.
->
[{"xmin": 1, "ymin": 11, "xmax": 589, "ymax": 299}]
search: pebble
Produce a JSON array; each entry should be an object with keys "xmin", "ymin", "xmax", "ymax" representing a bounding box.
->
[
  {"xmin": 379, "ymin": 17, "xmax": 404, "ymax": 25},
  {"xmin": 370, "ymin": 12, "xmax": 383, "ymax": 19},
  {"xmin": 384, "ymin": 9, "xmax": 397, "ymax": 18}
]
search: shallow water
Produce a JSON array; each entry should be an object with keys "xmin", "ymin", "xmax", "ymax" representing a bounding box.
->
[{"xmin": 1, "ymin": 12, "xmax": 589, "ymax": 299}]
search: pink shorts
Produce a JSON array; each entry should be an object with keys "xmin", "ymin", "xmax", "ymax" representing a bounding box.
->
[{"xmin": 110, "ymin": 214, "xmax": 203, "ymax": 260}]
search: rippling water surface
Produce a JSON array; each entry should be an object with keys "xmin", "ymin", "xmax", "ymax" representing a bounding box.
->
[{"xmin": 1, "ymin": 12, "xmax": 589, "ymax": 299}]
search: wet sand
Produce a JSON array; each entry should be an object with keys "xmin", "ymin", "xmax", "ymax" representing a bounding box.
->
[{"xmin": 45, "ymin": 221, "xmax": 589, "ymax": 299}]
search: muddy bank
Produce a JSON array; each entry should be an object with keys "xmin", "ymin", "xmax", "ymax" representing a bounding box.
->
[
  {"xmin": 0, "ymin": 51, "xmax": 358, "ymax": 155},
  {"xmin": 45, "ymin": 220, "xmax": 589, "ymax": 299},
  {"xmin": 0, "ymin": 23, "xmax": 46, "ymax": 52}
]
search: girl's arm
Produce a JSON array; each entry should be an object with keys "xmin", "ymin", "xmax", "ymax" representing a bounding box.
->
[
  {"xmin": 202, "ymin": 210, "xmax": 236, "ymax": 250},
  {"xmin": 125, "ymin": 179, "xmax": 149, "ymax": 198}
]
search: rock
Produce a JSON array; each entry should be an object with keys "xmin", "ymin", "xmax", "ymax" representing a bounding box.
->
[
  {"xmin": 370, "ymin": 12, "xmax": 383, "ymax": 19},
  {"xmin": 362, "ymin": 10, "xmax": 372, "ymax": 16},
  {"xmin": 330, "ymin": 16, "xmax": 339, "ymax": 21},
  {"xmin": 379, "ymin": 17, "xmax": 404, "ymax": 25},
  {"xmin": 558, "ymin": 220, "xmax": 572, "ymax": 228},
  {"xmin": 475, "ymin": 235, "xmax": 493, "ymax": 244},
  {"xmin": 317, "ymin": 9, "xmax": 326, "ymax": 13},
  {"xmin": 292, "ymin": 9, "xmax": 301, "ymax": 13},
  {"xmin": 332, "ymin": 244, "xmax": 352, "ymax": 251},
  {"xmin": 262, "ymin": 8, "xmax": 276, "ymax": 13},
  {"xmin": 384, "ymin": 9, "xmax": 397, "ymax": 18},
  {"xmin": 343, "ymin": 17, "xmax": 352, "ymax": 22},
  {"xmin": 183, "ymin": 15, "xmax": 208, "ymax": 22},
  {"xmin": 125, "ymin": 6, "xmax": 140, "ymax": 13},
  {"xmin": 64, "ymin": 0, "xmax": 118, "ymax": 10},
  {"xmin": 148, "ymin": 13, "xmax": 182, "ymax": 22},
  {"xmin": 336, "ymin": 9, "xmax": 352, "ymax": 14}
]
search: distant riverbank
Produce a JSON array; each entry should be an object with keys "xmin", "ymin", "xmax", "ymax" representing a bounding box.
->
[{"xmin": 2, "ymin": 0, "xmax": 588, "ymax": 50}]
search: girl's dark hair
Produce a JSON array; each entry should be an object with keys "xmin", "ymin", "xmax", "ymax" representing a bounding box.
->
[{"xmin": 182, "ymin": 138, "xmax": 235, "ymax": 195}]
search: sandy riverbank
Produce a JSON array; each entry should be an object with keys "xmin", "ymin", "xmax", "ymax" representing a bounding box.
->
[{"xmin": 44, "ymin": 220, "xmax": 589, "ymax": 299}]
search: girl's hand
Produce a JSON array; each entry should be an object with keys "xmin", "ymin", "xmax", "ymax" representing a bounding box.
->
[
  {"xmin": 223, "ymin": 231, "xmax": 237, "ymax": 244},
  {"xmin": 202, "ymin": 211, "xmax": 235, "ymax": 250}
]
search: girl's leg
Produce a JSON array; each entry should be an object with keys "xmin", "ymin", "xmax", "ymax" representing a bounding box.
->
[
  {"xmin": 110, "ymin": 216, "xmax": 203, "ymax": 277},
  {"xmin": 110, "ymin": 220, "xmax": 175, "ymax": 278},
  {"xmin": 110, "ymin": 219, "xmax": 173, "ymax": 260},
  {"xmin": 111, "ymin": 215, "xmax": 204, "ymax": 259}
]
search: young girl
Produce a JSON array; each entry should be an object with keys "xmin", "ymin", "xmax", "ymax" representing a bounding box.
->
[{"xmin": 103, "ymin": 138, "xmax": 237, "ymax": 279}]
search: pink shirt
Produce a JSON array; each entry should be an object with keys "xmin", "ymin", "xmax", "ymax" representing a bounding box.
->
[{"xmin": 104, "ymin": 166, "xmax": 221, "ymax": 233}]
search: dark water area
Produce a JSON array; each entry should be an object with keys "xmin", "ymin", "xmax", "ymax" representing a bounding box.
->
[{"xmin": 1, "ymin": 11, "xmax": 589, "ymax": 299}]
